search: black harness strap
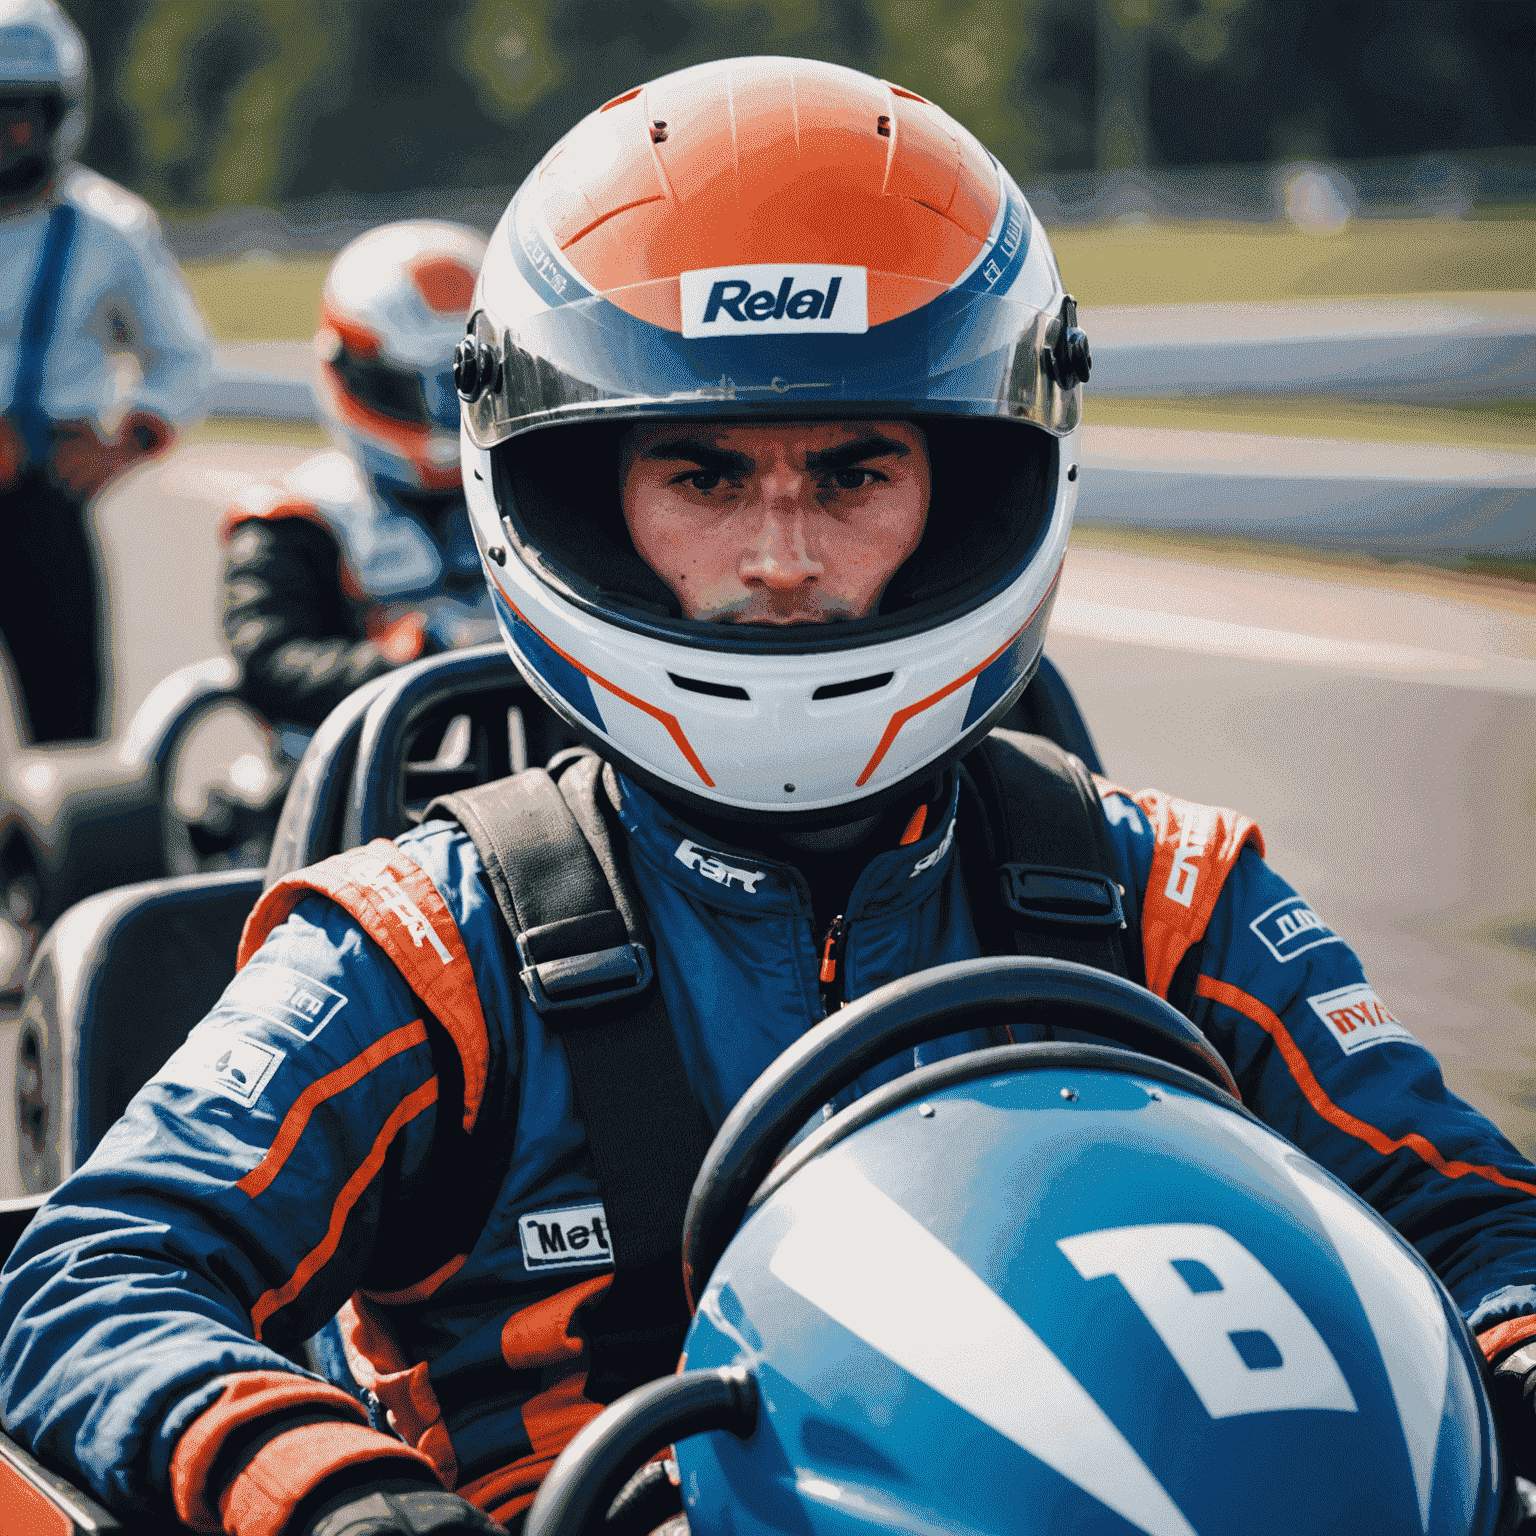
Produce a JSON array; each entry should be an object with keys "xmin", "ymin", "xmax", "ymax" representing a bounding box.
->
[
  {"xmin": 428, "ymin": 756, "xmax": 715, "ymax": 1402},
  {"xmin": 959, "ymin": 729, "xmax": 1142, "ymax": 985}
]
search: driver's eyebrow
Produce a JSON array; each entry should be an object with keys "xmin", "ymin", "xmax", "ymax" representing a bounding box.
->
[
  {"xmin": 804, "ymin": 435, "xmax": 911, "ymax": 473},
  {"xmin": 641, "ymin": 438, "xmax": 754, "ymax": 477}
]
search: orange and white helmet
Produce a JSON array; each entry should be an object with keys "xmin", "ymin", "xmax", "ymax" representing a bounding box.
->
[
  {"xmin": 458, "ymin": 57, "xmax": 1091, "ymax": 825},
  {"xmin": 316, "ymin": 219, "xmax": 487, "ymax": 497}
]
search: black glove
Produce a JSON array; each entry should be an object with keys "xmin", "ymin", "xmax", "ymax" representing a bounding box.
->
[
  {"xmin": 299, "ymin": 1473, "xmax": 504, "ymax": 1536},
  {"xmin": 1492, "ymin": 1342, "xmax": 1536, "ymax": 1483}
]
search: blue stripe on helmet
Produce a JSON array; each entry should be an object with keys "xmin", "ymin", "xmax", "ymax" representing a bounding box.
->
[{"xmin": 490, "ymin": 584, "xmax": 605, "ymax": 731}]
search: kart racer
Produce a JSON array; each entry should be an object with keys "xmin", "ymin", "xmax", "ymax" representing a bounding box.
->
[
  {"xmin": 221, "ymin": 220, "xmax": 498, "ymax": 752},
  {"xmin": 5, "ymin": 56, "xmax": 1536, "ymax": 1536},
  {"xmin": 0, "ymin": 0, "xmax": 212, "ymax": 744}
]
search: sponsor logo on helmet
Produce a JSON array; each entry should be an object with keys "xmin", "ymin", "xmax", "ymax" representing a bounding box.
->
[
  {"xmin": 910, "ymin": 817, "xmax": 957, "ymax": 878},
  {"xmin": 213, "ymin": 963, "xmax": 348, "ymax": 1041},
  {"xmin": 680, "ymin": 264, "xmax": 869, "ymax": 338},
  {"xmin": 518, "ymin": 1202, "xmax": 612, "ymax": 1271},
  {"xmin": 674, "ymin": 838, "xmax": 765, "ymax": 894},
  {"xmin": 1249, "ymin": 896, "xmax": 1345, "ymax": 964},
  {"xmin": 1308, "ymin": 983, "xmax": 1415, "ymax": 1056}
]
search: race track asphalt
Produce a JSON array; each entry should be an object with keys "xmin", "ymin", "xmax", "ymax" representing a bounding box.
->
[{"xmin": 91, "ymin": 441, "xmax": 1536, "ymax": 1154}]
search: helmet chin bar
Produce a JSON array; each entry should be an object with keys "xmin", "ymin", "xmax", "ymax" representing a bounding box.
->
[{"xmin": 511, "ymin": 647, "xmax": 1042, "ymax": 834}]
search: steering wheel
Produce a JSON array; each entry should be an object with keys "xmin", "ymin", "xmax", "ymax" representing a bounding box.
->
[{"xmin": 681, "ymin": 955, "xmax": 1239, "ymax": 1305}]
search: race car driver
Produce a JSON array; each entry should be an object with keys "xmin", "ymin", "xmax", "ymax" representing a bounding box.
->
[
  {"xmin": 221, "ymin": 220, "xmax": 499, "ymax": 752},
  {"xmin": 0, "ymin": 0, "xmax": 212, "ymax": 744},
  {"xmin": 5, "ymin": 55, "xmax": 1536, "ymax": 1536}
]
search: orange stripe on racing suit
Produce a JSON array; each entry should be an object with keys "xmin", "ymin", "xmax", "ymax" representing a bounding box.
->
[
  {"xmin": 1096, "ymin": 778, "xmax": 1265, "ymax": 1000},
  {"xmin": 249, "ymin": 1078, "xmax": 439, "ymax": 1340},
  {"xmin": 240, "ymin": 840, "xmax": 490, "ymax": 1132},
  {"xmin": 239, "ymin": 1020, "xmax": 429, "ymax": 1199}
]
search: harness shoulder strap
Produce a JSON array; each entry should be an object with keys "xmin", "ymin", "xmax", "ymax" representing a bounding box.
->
[
  {"xmin": 428, "ymin": 756, "xmax": 716, "ymax": 1402},
  {"xmin": 960, "ymin": 728, "xmax": 1139, "ymax": 982}
]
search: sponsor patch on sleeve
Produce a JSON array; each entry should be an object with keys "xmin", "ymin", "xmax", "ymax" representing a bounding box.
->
[
  {"xmin": 213, "ymin": 962, "xmax": 348, "ymax": 1041},
  {"xmin": 1249, "ymin": 895, "xmax": 1345, "ymax": 964},
  {"xmin": 680, "ymin": 264, "xmax": 868, "ymax": 338},
  {"xmin": 517, "ymin": 1202, "xmax": 613, "ymax": 1271},
  {"xmin": 1307, "ymin": 983, "xmax": 1416, "ymax": 1056},
  {"xmin": 178, "ymin": 1032, "xmax": 286, "ymax": 1108}
]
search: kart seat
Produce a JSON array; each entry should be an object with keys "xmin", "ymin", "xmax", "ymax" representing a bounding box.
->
[{"xmin": 4, "ymin": 645, "xmax": 1100, "ymax": 1256}]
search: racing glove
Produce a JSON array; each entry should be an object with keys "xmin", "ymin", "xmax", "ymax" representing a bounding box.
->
[
  {"xmin": 1492, "ymin": 1341, "xmax": 1536, "ymax": 1483},
  {"xmin": 299, "ymin": 1473, "xmax": 503, "ymax": 1536}
]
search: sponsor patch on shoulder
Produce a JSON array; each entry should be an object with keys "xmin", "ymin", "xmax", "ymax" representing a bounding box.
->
[
  {"xmin": 214, "ymin": 962, "xmax": 348, "ymax": 1041},
  {"xmin": 1249, "ymin": 895, "xmax": 1345, "ymax": 964},
  {"xmin": 180, "ymin": 1033, "xmax": 286, "ymax": 1108},
  {"xmin": 1308, "ymin": 983, "xmax": 1415, "ymax": 1056},
  {"xmin": 518, "ymin": 1202, "xmax": 613, "ymax": 1271},
  {"xmin": 680, "ymin": 264, "xmax": 868, "ymax": 338}
]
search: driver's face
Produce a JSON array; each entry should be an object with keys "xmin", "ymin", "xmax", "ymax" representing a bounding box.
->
[
  {"xmin": 620, "ymin": 420, "xmax": 929, "ymax": 624},
  {"xmin": 0, "ymin": 99, "xmax": 48, "ymax": 178}
]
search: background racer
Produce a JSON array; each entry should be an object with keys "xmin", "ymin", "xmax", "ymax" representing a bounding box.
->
[{"xmin": 3, "ymin": 54, "xmax": 1536, "ymax": 1536}]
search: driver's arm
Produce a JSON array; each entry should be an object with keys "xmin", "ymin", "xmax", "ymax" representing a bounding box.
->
[
  {"xmin": 1097, "ymin": 785, "xmax": 1536, "ymax": 1363},
  {"xmin": 223, "ymin": 514, "xmax": 426, "ymax": 728},
  {"xmin": 0, "ymin": 894, "xmax": 448, "ymax": 1533},
  {"xmin": 1191, "ymin": 846, "xmax": 1536, "ymax": 1353}
]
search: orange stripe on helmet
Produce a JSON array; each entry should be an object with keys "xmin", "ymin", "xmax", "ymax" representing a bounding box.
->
[
  {"xmin": 497, "ymin": 586, "xmax": 715, "ymax": 787},
  {"xmin": 1196, "ymin": 974, "xmax": 1536, "ymax": 1202},
  {"xmin": 238, "ymin": 1020, "xmax": 429, "ymax": 1200},
  {"xmin": 540, "ymin": 58, "xmax": 1000, "ymax": 333},
  {"xmin": 249, "ymin": 1077, "xmax": 438, "ymax": 1340},
  {"xmin": 856, "ymin": 561, "xmax": 1061, "ymax": 787}
]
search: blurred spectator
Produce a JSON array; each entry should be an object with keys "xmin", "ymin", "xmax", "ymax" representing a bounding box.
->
[{"xmin": 0, "ymin": 0, "xmax": 212, "ymax": 745}]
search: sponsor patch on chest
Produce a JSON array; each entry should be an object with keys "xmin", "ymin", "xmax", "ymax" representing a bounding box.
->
[
  {"xmin": 215, "ymin": 963, "xmax": 348, "ymax": 1040},
  {"xmin": 674, "ymin": 838, "xmax": 765, "ymax": 894},
  {"xmin": 1308, "ymin": 983, "xmax": 1415, "ymax": 1056},
  {"xmin": 1249, "ymin": 895, "xmax": 1345, "ymax": 964},
  {"xmin": 680, "ymin": 264, "xmax": 868, "ymax": 338},
  {"xmin": 518, "ymin": 1202, "xmax": 614, "ymax": 1271}
]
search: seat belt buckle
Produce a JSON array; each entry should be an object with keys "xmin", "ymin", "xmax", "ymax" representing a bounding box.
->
[
  {"xmin": 999, "ymin": 864, "xmax": 1126, "ymax": 929},
  {"xmin": 516, "ymin": 932, "xmax": 654, "ymax": 1012}
]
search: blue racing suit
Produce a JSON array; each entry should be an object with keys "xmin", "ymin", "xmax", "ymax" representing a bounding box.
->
[{"xmin": 2, "ymin": 763, "xmax": 1535, "ymax": 1534}]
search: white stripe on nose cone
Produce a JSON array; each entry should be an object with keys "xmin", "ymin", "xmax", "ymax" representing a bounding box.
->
[
  {"xmin": 1286, "ymin": 1157, "xmax": 1450, "ymax": 1532},
  {"xmin": 768, "ymin": 1157, "xmax": 1197, "ymax": 1536}
]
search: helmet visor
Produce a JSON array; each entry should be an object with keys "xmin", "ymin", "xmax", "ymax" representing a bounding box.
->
[{"xmin": 464, "ymin": 171, "xmax": 1080, "ymax": 451}]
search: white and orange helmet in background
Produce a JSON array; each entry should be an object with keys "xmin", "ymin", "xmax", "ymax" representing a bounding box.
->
[
  {"xmin": 458, "ymin": 57, "xmax": 1091, "ymax": 825},
  {"xmin": 316, "ymin": 219, "xmax": 487, "ymax": 498}
]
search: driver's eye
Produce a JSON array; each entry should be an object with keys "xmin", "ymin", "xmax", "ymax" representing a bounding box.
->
[
  {"xmin": 685, "ymin": 470, "xmax": 723, "ymax": 491},
  {"xmin": 832, "ymin": 468, "xmax": 873, "ymax": 490}
]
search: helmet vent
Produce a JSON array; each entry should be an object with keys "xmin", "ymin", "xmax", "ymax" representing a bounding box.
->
[
  {"xmin": 812, "ymin": 672, "xmax": 894, "ymax": 701},
  {"xmin": 651, "ymin": 120, "xmax": 668, "ymax": 143},
  {"xmin": 876, "ymin": 115, "xmax": 891, "ymax": 137},
  {"xmin": 669, "ymin": 673, "xmax": 750, "ymax": 701}
]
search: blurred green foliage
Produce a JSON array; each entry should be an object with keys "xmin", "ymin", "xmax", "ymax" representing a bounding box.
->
[{"xmin": 60, "ymin": 0, "xmax": 1536, "ymax": 209}]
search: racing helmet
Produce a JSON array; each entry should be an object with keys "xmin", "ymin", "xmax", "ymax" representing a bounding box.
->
[
  {"xmin": 315, "ymin": 220, "xmax": 488, "ymax": 499},
  {"xmin": 0, "ymin": 0, "xmax": 89, "ymax": 202},
  {"xmin": 677, "ymin": 1051, "xmax": 1504, "ymax": 1534},
  {"xmin": 459, "ymin": 56, "xmax": 1092, "ymax": 825}
]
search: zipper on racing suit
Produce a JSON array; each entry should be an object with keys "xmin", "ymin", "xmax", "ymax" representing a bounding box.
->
[{"xmin": 819, "ymin": 914, "xmax": 849, "ymax": 1013}]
